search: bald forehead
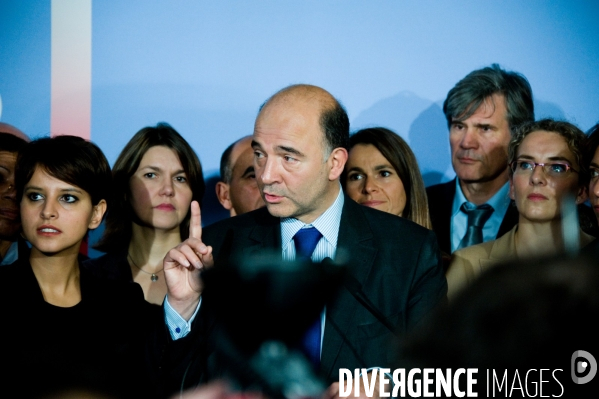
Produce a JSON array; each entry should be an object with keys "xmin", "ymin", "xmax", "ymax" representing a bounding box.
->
[{"xmin": 260, "ymin": 84, "xmax": 336, "ymax": 116}]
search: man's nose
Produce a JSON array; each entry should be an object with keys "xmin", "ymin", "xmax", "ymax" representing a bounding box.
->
[
  {"xmin": 259, "ymin": 158, "xmax": 280, "ymax": 185},
  {"xmin": 460, "ymin": 129, "xmax": 478, "ymax": 149}
]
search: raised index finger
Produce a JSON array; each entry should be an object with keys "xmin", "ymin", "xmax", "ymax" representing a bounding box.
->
[{"xmin": 189, "ymin": 200, "xmax": 202, "ymax": 239}]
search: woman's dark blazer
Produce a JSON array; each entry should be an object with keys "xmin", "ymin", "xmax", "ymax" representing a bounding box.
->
[{"xmin": 0, "ymin": 259, "xmax": 158, "ymax": 398}]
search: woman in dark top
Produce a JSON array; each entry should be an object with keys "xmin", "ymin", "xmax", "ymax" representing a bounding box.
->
[
  {"xmin": 86, "ymin": 123, "xmax": 205, "ymax": 305},
  {"xmin": 0, "ymin": 136, "xmax": 153, "ymax": 398}
]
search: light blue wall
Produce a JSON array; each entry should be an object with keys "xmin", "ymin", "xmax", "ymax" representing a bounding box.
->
[{"xmin": 2, "ymin": 0, "xmax": 599, "ymax": 227}]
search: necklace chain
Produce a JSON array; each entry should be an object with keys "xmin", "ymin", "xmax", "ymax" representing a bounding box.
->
[{"xmin": 127, "ymin": 253, "xmax": 164, "ymax": 282}]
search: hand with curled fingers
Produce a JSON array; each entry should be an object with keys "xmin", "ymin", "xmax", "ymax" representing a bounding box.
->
[{"xmin": 164, "ymin": 201, "xmax": 214, "ymax": 320}]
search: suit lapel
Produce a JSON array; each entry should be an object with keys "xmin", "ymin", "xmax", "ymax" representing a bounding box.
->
[
  {"xmin": 480, "ymin": 226, "xmax": 518, "ymax": 270},
  {"xmin": 321, "ymin": 197, "xmax": 378, "ymax": 378},
  {"xmin": 245, "ymin": 209, "xmax": 282, "ymax": 259}
]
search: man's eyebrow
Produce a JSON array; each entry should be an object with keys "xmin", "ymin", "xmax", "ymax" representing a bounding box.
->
[
  {"xmin": 277, "ymin": 145, "xmax": 303, "ymax": 157},
  {"xmin": 251, "ymin": 140, "xmax": 261, "ymax": 148},
  {"xmin": 591, "ymin": 162, "xmax": 599, "ymax": 169},
  {"xmin": 474, "ymin": 123, "xmax": 495, "ymax": 130}
]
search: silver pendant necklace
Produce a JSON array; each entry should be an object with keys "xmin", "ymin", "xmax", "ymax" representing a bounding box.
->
[{"xmin": 128, "ymin": 253, "xmax": 163, "ymax": 282}]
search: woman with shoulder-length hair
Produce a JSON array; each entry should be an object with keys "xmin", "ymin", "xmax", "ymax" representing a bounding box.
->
[
  {"xmin": 446, "ymin": 119, "xmax": 595, "ymax": 300},
  {"xmin": 87, "ymin": 122, "xmax": 205, "ymax": 305},
  {"xmin": 342, "ymin": 127, "xmax": 432, "ymax": 229}
]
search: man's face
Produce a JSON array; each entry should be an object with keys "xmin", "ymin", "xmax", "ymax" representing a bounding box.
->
[
  {"xmin": 449, "ymin": 94, "xmax": 511, "ymax": 184},
  {"xmin": 227, "ymin": 137, "xmax": 265, "ymax": 215},
  {"xmin": 0, "ymin": 151, "xmax": 19, "ymax": 240},
  {"xmin": 252, "ymin": 97, "xmax": 340, "ymax": 224}
]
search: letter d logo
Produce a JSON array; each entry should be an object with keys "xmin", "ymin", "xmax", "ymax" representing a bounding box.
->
[{"xmin": 571, "ymin": 350, "xmax": 597, "ymax": 384}]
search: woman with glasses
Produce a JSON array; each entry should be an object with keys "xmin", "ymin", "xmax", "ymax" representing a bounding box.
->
[{"xmin": 446, "ymin": 119, "xmax": 594, "ymax": 299}]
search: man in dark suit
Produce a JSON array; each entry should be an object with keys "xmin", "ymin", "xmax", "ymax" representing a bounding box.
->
[
  {"xmin": 161, "ymin": 84, "xmax": 446, "ymax": 396},
  {"xmin": 426, "ymin": 64, "xmax": 534, "ymax": 255}
]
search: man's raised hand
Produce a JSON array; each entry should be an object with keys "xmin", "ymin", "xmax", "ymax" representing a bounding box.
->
[{"xmin": 163, "ymin": 201, "xmax": 214, "ymax": 319}]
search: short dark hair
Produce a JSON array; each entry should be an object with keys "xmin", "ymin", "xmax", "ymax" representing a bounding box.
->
[
  {"xmin": 0, "ymin": 132, "xmax": 28, "ymax": 154},
  {"xmin": 15, "ymin": 135, "xmax": 111, "ymax": 208},
  {"xmin": 584, "ymin": 123, "xmax": 599, "ymax": 169},
  {"xmin": 508, "ymin": 119, "xmax": 587, "ymax": 186},
  {"xmin": 443, "ymin": 64, "xmax": 534, "ymax": 130},
  {"xmin": 320, "ymin": 100, "xmax": 350, "ymax": 153},
  {"xmin": 343, "ymin": 127, "xmax": 432, "ymax": 229},
  {"xmin": 95, "ymin": 123, "xmax": 205, "ymax": 252},
  {"xmin": 220, "ymin": 138, "xmax": 243, "ymax": 184}
]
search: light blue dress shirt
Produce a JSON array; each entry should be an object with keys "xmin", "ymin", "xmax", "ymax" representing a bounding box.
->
[
  {"xmin": 165, "ymin": 188, "xmax": 344, "ymax": 341},
  {"xmin": 450, "ymin": 179, "xmax": 511, "ymax": 253}
]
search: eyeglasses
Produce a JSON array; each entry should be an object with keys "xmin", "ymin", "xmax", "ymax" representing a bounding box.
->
[{"xmin": 510, "ymin": 160, "xmax": 578, "ymax": 178}]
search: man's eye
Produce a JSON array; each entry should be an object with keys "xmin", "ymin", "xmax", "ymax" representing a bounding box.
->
[
  {"xmin": 284, "ymin": 155, "xmax": 297, "ymax": 162},
  {"xmin": 61, "ymin": 194, "xmax": 78, "ymax": 203},
  {"xmin": 254, "ymin": 151, "xmax": 264, "ymax": 159},
  {"xmin": 549, "ymin": 163, "xmax": 567, "ymax": 174},
  {"xmin": 591, "ymin": 169, "xmax": 599, "ymax": 179}
]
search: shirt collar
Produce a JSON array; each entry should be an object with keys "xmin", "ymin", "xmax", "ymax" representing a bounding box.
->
[
  {"xmin": 281, "ymin": 187, "xmax": 344, "ymax": 248},
  {"xmin": 452, "ymin": 179, "xmax": 511, "ymax": 216}
]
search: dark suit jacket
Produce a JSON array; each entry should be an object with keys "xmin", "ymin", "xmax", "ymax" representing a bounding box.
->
[
  {"xmin": 195, "ymin": 194, "xmax": 447, "ymax": 384},
  {"xmin": 426, "ymin": 179, "xmax": 518, "ymax": 255}
]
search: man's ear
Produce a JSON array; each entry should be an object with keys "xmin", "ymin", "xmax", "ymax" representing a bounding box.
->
[
  {"xmin": 88, "ymin": 199, "xmax": 107, "ymax": 230},
  {"xmin": 328, "ymin": 147, "xmax": 348, "ymax": 181},
  {"xmin": 215, "ymin": 182, "xmax": 233, "ymax": 211}
]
